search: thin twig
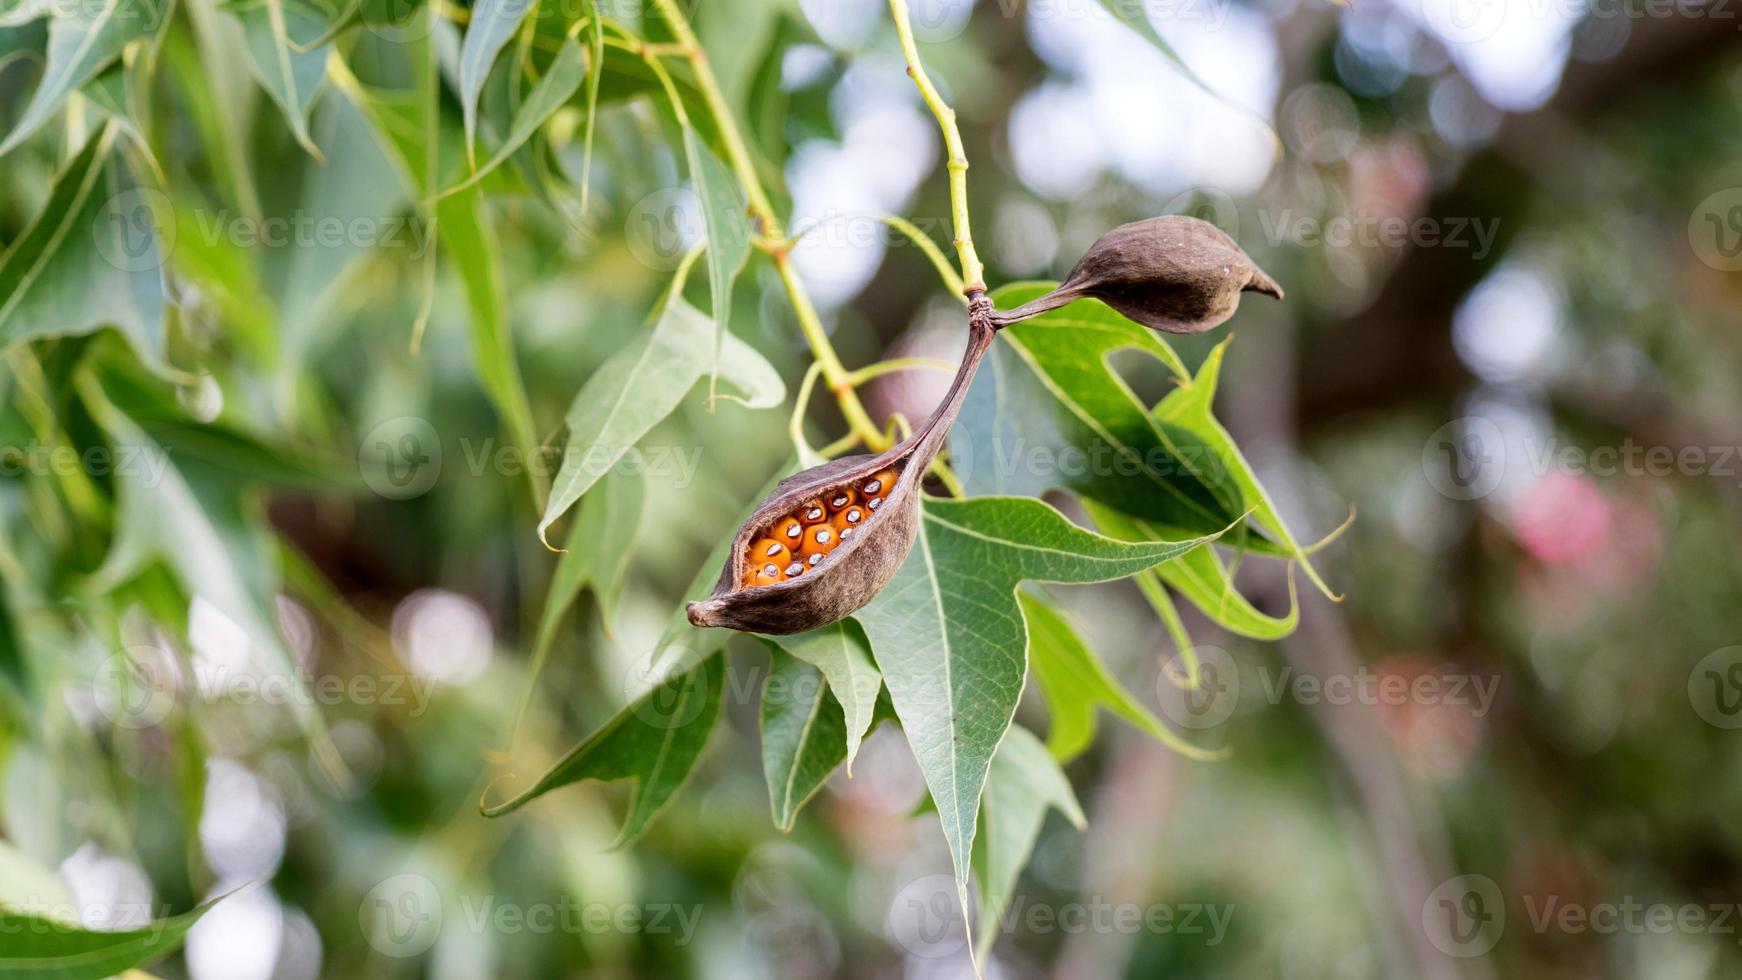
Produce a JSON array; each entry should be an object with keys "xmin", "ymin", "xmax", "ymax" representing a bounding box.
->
[{"xmin": 887, "ymin": 0, "xmax": 984, "ymax": 294}]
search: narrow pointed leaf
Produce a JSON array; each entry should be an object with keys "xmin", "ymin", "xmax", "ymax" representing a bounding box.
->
[
  {"xmin": 512, "ymin": 468, "xmax": 643, "ymax": 740},
  {"xmin": 1086, "ymin": 497, "xmax": 1297, "ymax": 640},
  {"xmin": 0, "ymin": 899, "xmax": 218, "ymax": 979},
  {"xmin": 0, "ymin": 124, "xmax": 167, "ymax": 369},
  {"xmin": 1154, "ymin": 337, "xmax": 1334, "ymax": 596},
  {"xmin": 760, "ymin": 648, "xmax": 848, "ymax": 832},
  {"xmin": 0, "ymin": 0, "xmax": 165, "ymax": 156},
  {"xmin": 481, "ymin": 649, "xmax": 725, "ymax": 846},
  {"xmin": 763, "ymin": 619, "xmax": 879, "ymax": 771},
  {"xmin": 1089, "ymin": 0, "xmax": 1280, "ymax": 152},
  {"xmin": 682, "ymin": 130, "xmax": 750, "ymax": 393},
  {"xmin": 1021, "ymin": 590, "xmax": 1217, "ymax": 762},
  {"xmin": 447, "ymin": 33, "xmax": 587, "ymax": 195},
  {"xmin": 972, "ymin": 724, "xmax": 1083, "ymax": 959},
  {"xmin": 233, "ymin": 0, "xmax": 330, "ymax": 154},
  {"xmin": 538, "ymin": 294, "xmax": 782, "ymax": 543},
  {"xmin": 77, "ymin": 378, "xmax": 333, "ymax": 746},
  {"xmin": 458, "ymin": 0, "xmax": 534, "ymax": 155}
]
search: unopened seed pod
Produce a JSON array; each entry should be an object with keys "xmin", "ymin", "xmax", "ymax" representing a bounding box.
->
[
  {"xmin": 687, "ymin": 309, "xmax": 999, "ymax": 634},
  {"xmin": 990, "ymin": 215, "xmax": 1283, "ymax": 334}
]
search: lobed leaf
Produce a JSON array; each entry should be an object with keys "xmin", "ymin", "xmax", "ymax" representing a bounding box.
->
[
  {"xmin": 853, "ymin": 494, "xmax": 1226, "ymax": 946},
  {"xmin": 957, "ymin": 283, "xmax": 1264, "ymax": 547}
]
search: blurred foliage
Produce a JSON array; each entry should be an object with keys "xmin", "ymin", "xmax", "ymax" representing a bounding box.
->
[{"xmin": 1, "ymin": 0, "xmax": 1740, "ymax": 977}]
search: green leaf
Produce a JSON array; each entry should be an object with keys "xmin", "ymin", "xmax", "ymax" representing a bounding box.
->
[
  {"xmin": 446, "ymin": 32, "xmax": 587, "ymax": 196},
  {"xmin": 1021, "ymin": 590, "xmax": 1218, "ymax": 763},
  {"xmin": 853, "ymin": 494, "xmax": 1225, "ymax": 941},
  {"xmin": 1085, "ymin": 497, "xmax": 1297, "ymax": 641},
  {"xmin": 759, "ymin": 647, "xmax": 848, "ymax": 832},
  {"xmin": 481, "ymin": 648, "xmax": 725, "ymax": 845},
  {"xmin": 275, "ymin": 92, "xmax": 406, "ymax": 373},
  {"xmin": 458, "ymin": 0, "xmax": 535, "ymax": 158},
  {"xmin": 956, "ymin": 283, "xmax": 1259, "ymax": 546},
  {"xmin": 339, "ymin": 77, "xmax": 543, "ymax": 506},
  {"xmin": 762, "ymin": 619, "xmax": 879, "ymax": 772},
  {"xmin": 76, "ymin": 375, "xmax": 340, "ymax": 768},
  {"xmin": 0, "ymin": 899, "xmax": 217, "ymax": 979},
  {"xmin": 0, "ymin": 124, "xmax": 166, "ymax": 371},
  {"xmin": 537, "ymin": 293, "xmax": 783, "ymax": 544},
  {"xmin": 511, "ymin": 467, "xmax": 643, "ymax": 743},
  {"xmin": 233, "ymin": 0, "xmax": 330, "ymax": 156},
  {"xmin": 434, "ymin": 187, "xmax": 541, "ymax": 493},
  {"xmin": 573, "ymin": 1, "xmax": 603, "ymax": 213},
  {"xmin": 682, "ymin": 130, "xmax": 751, "ymax": 398},
  {"xmin": 972, "ymin": 724, "xmax": 1083, "ymax": 959},
  {"xmin": 1155, "ymin": 337, "xmax": 1337, "ymax": 598},
  {"xmin": 0, "ymin": 0, "xmax": 165, "ymax": 156}
]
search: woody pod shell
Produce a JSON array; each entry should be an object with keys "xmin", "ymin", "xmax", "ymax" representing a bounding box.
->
[
  {"xmin": 686, "ymin": 304, "xmax": 998, "ymax": 635},
  {"xmin": 989, "ymin": 214, "xmax": 1283, "ymax": 333}
]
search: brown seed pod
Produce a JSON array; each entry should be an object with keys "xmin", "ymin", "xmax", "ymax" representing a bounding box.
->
[
  {"xmin": 990, "ymin": 215, "xmax": 1283, "ymax": 334},
  {"xmin": 686, "ymin": 309, "xmax": 999, "ymax": 635}
]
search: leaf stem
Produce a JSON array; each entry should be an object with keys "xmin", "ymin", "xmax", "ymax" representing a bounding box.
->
[
  {"xmin": 887, "ymin": 0, "xmax": 984, "ymax": 294},
  {"xmin": 880, "ymin": 213, "xmax": 965, "ymax": 297},
  {"xmin": 844, "ymin": 357, "xmax": 957, "ymax": 387}
]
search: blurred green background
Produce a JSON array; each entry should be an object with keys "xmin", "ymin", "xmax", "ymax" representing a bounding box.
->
[{"xmin": 3, "ymin": 0, "xmax": 1742, "ymax": 977}]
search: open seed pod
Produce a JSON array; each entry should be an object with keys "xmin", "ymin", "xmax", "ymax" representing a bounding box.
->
[
  {"xmin": 686, "ymin": 308, "xmax": 998, "ymax": 635},
  {"xmin": 989, "ymin": 215, "xmax": 1283, "ymax": 333}
]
